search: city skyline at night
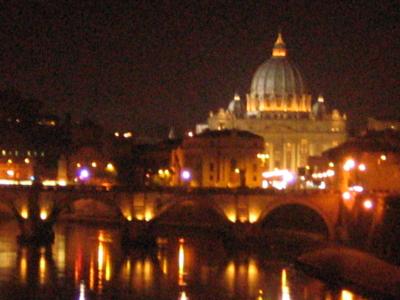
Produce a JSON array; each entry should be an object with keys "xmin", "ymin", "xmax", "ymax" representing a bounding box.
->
[{"xmin": 0, "ymin": 1, "xmax": 398, "ymax": 136}]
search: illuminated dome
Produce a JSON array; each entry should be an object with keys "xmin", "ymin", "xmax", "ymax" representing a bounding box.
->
[{"xmin": 246, "ymin": 33, "xmax": 311, "ymax": 117}]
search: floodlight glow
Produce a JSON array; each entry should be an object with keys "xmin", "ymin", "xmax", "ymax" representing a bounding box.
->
[
  {"xmin": 181, "ymin": 170, "xmax": 191, "ymax": 181},
  {"xmin": 79, "ymin": 168, "xmax": 90, "ymax": 180},
  {"xmin": 343, "ymin": 159, "xmax": 355, "ymax": 171}
]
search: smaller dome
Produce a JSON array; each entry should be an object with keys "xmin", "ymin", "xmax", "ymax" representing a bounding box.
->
[{"xmin": 227, "ymin": 93, "xmax": 245, "ymax": 117}]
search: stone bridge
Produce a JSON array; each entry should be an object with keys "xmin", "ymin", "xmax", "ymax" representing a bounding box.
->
[{"xmin": 0, "ymin": 185, "xmax": 344, "ymax": 242}]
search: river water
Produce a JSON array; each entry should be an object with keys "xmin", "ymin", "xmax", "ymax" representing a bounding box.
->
[{"xmin": 0, "ymin": 220, "xmax": 368, "ymax": 300}]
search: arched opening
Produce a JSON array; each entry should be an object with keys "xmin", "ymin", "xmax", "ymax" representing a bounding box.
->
[
  {"xmin": 59, "ymin": 198, "xmax": 119, "ymax": 222},
  {"xmin": 261, "ymin": 204, "xmax": 329, "ymax": 239}
]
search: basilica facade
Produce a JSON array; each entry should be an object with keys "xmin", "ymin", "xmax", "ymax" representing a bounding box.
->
[{"xmin": 197, "ymin": 33, "xmax": 347, "ymax": 172}]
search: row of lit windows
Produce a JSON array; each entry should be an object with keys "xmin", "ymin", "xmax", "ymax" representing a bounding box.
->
[{"xmin": 1, "ymin": 150, "xmax": 45, "ymax": 157}]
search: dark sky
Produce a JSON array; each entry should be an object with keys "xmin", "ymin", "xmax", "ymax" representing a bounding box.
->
[{"xmin": 1, "ymin": 1, "xmax": 399, "ymax": 136}]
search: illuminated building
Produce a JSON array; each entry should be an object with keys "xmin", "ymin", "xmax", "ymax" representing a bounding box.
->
[
  {"xmin": 171, "ymin": 129, "xmax": 264, "ymax": 188},
  {"xmin": 323, "ymin": 130, "xmax": 400, "ymax": 192},
  {"xmin": 197, "ymin": 32, "xmax": 347, "ymax": 172}
]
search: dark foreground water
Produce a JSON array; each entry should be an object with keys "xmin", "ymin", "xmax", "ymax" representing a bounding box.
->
[{"xmin": 0, "ymin": 220, "xmax": 367, "ymax": 300}]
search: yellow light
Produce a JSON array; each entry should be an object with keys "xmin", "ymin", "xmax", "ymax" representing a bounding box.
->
[
  {"xmin": 91, "ymin": 162, "xmax": 97, "ymax": 168},
  {"xmin": 342, "ymin": 191, "xmax": 351, "ymax": 201},
  {"xmin": 125, "ymin": 214, "xmax": 132, "ymax": 221},
  {"xmin": 363, "ymin": 199, "xmax": 374, "ymax": 210},
  {"xmin": 257, "ymin": 153, "xmax": 270, "ymax": 159},
  {"xmin": 145, "ymin": 210, "xmax": 153, "ymax": 221},
  {"xmin": 106, "ymin": 163, "xmax": 115, "ymax": 172},
  {"xmin": 7, "ymin": 159, "xmax": 12, "ymax": 164},
  {"xmin": 123, "ymin": 132, "xmax": 132, "ymax": 138},
  {"xmin": 42, "ymin": 180, "xmax": 57, "ymax": 186},
  {"xmin": 227, "ymin": 212, "xmax": 237, "ymax": 223},
  {"xmin": 57, "ymin": 180, "xmax": 67, "ymax": 186},
  {"xmin": 21, "ymin": 208, "xmax": 28, "ymax": 219},
  {"xmin": 24, "ymin": 158, "xmax": 30, "ymax": 164},
  {"xmin": 341, "ymin": 290, "xmax": 354, "ymax": 300},
  {"xmin": 6, "ymin": 169, "xmax": 15, "ymax": 177},
  {"xmin": 40, "ymin": 210, "xmax": 48, "ymax": 220},
  {"xmin": 234, "ymin": 168, "xmax": 240, "ymax": 174},
  {"xmin": 98, "ymin": 242, "xmax": 104, "ymax": 270},
  {"xmin": 39, "ymin": 251, "xmax": 46, "ymax": 285},
  {"xmin": 329, "ymin": 161, "xmax": 335, "ymax": 167},
  {"xmin": 114, "ymin": 132, "xmax": 120, "ymax": 137},
  {"xmin": 20, "ymin": 248, "xmax": 27, "ymax": 283},
  {"xmin": 188, "ymin": 131, "xmax": 194, "ymax": 137},
  {"xmin": 178, "ymin": 238, "xmax": 185, "ymax": 286},
  {"xmin": 76, "ymin": 163, "xmax": 81, "ymax": 168},
  {"xmin": 158, "ymin": 169, "xmax": 164, "ymax": 176},
  {"xmin": 249, "ymin": 211, "xmax": 259, "ymax": 223},
  {"xmin": 358, "ymin": 163, "xmax": 366, "ymax": 171},
  {"xmin": 281, "ymin": 268, "xmax": 291, "ymax": 300},
  {"xmin": 380, "ymin": 154, "xmax": 387, "ymax": 161},
  {"xmin": 179, "ymin": 291, "xmax": 189, "ymax": 300}
]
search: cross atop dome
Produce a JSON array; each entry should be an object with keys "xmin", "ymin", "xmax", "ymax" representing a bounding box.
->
[{"xmin": 272, "ymin": 32, "xmax": 287, "ymax": 57}]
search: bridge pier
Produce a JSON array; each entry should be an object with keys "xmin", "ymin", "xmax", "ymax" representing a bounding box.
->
[
  {"xmin": 15, "ymin": 183, "xmax": 55, "ymax": 244},
  {"xmin": 121, "ymin": 220, "xmax": 156, "ymax": 248},
  {"xmin": 223, "ymin": 222, "xmax": 263, "ymax": 249},
  {"xmin": 17, "ymin": 219, "xmax": 55, "ymax": 244}
]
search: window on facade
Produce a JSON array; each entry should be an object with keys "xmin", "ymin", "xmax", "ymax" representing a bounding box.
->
[
  {"xmin": 253, "ymin": 175, "xmax": 257, "ymax": 182},
  {"xmin": 209, "ymin": 162, "xmax": 214, "ymax": 172},
  {"xmin": 209, "ymin": 175, "xmax": 213, "ymax": 181}
]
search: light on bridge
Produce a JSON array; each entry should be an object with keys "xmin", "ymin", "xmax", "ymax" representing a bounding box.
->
[
  {"xmin": 341, "ymin": 289, "xmax": 354, "ymax": 300},
  {"xmin": 145, "ymin": 210, "xmax": 153, "ymax": 221},
  {"xmin": 181, "ymin": 170, "xmax": 191, "ymax": 181},
  {"xmin": 20, "ymin": 208, "xmax": 28, "ymax": 219},
  {"xmin": 40, "ymin": 210, "xmax": 48, "ymax": 220},
  {"xmin": 227, "ymin": 212, "xmax": 237, "ymax": 223}
]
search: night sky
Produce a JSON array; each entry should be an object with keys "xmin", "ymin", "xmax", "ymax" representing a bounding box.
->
[{"xmin": 1, "ymin": 1, "xmax": 399, "ymax": 137}]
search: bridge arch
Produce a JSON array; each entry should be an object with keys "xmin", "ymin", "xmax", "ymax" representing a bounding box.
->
[
  {"xmin": 259, "ymin": 201, "xmax": 333, "ymax": 239},
  {"xmin": 150, "ymin": 198, "xmax": 230, "ymax": 228},
  {"xmin": 58, "ymin": 195, "xmax": 121, "ymax": 221}
]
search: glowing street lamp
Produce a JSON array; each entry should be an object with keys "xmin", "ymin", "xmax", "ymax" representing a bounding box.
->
[
  {"xmin": 78, "ymin": 168, "xmax": 90, "ymax": 181},
  {"xmin": 181, "ymin": 170, "xmax": 191, "ymax": 181}
]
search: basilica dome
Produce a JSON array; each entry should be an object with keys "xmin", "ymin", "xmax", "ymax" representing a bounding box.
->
[{"xmin": 246, "ymin": 33, "xmax": 311, "ymax": 117}]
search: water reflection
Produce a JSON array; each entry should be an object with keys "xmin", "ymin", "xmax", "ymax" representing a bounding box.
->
[
  {"xmin": 0, "ymin": 221, "xmax": 370, "ymax": 299},
  {"xmin": 281, "ymin": 269, "xmax": 291, "ymax": 300}
]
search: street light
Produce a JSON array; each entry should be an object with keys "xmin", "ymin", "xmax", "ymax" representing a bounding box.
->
[{"xmin": 181, "ymin": 170, "xmax": 191, "ymax": 182}]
